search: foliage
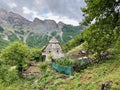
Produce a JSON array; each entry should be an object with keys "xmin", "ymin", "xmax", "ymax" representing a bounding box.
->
[
  {"xmin": 81, "ymin": 0, "xmax": 120, "ymax": 56},
  {"xmin": 51, "ymin": 31, "xmax": 57, "ymax": 36},
  {"xmin": 0, "ymin": 35, "xmax": 9, "ymax": 51},
  {"xmin": 62, "ymin": 32, "xmax": 84, "ymax": 52},
  {"xmin": 56, "ymin": 58, "xmax": 74, "ymax": 66},
  {"xmin": 48, "ymin": 53, "xmax": 54, "ymax": 61},
  {"xmin": 83, "ymin": 25, "xmax": 111, "ymax": 56},
  {"xmin": 8, "ymin": 33, "xmax": 19, "ymax": 42},
  {"xmin": 109, "ymin": 36, "xmax": 120, "ymax": 54},
  {"xmin": 37, "ymin": 72, "xmax": 54, "ymax": 89},
  {"xmin": 62, "ymin": 25, "xmax": 83, "ymax": 43},
  {"xmin": 39, "ymin": 62, "xmax": 48, "ymax": 72},
  {"xmin": 29, "ymin": 47, "xmax": 42, "ymax": 62},
  {"xmin": 0, "ymin": 41, "xmax": 30, "ymax": 76},
  {"xmin": 82, "ymin": 0, "xmax": 120, "ymax": 26},
  {"xmin": 26, "ymin": 32, "xmax": 49, "ymax": 47},
  {"xmin": 0, "ymin": 64, "xmax": 19, "ymax": 86}
]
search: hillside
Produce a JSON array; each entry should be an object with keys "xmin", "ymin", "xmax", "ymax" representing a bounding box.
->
[
  {"xmin": 55, "ymin": 55, "xmax": 120, "ymax": 90},
  {"xmin": 34, "ymin": 55, "xmax": 120, "ymax": 90},
  {"xmin": 0, "ymin": 54, "xmax": 119, "ymax": 90}
]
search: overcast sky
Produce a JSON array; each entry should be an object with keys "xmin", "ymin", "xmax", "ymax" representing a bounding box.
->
[{"xmin": 0, "ymin": 0, "xmax": 86, "ymax": 26}]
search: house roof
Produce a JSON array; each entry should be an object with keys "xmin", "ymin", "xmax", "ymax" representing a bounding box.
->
[
  {"xmin": 42, "ymin": 36, "xmax": 63, "ymax": 52},
  {"xmin": 49, "ymin": 36, "xmax": 59, "ymax": 43}
]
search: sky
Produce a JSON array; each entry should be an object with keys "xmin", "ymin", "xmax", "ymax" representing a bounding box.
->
[{"xmin": 0, "ymin": 0, "xmax": 86, "ymax": 26}]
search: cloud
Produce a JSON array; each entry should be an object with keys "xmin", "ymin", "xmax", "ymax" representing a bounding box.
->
[
  {"xmin": 35, "ymin": 0, "xmax": 42, "ymax": 5},
  {"xmin": 23, "ymin": 7, "xmax": 31, "ymax": 14},
  {"xmin": 32, "ymin": 12, "xmax": 79, "ymax": 25},
  {"xmin": 44, "ymin": 0, "xmax": 85, "ymax": 21},
  {"xmin": 0, "ymin": 0, "xmax": 86, "ymax": 25},
  {"xmin": 44, "ymin": 13, "xmax": 79, "ymax": 26},
  {"xmin": 8, "ymin": 2, "xmax": 17, "ymax": 8}
]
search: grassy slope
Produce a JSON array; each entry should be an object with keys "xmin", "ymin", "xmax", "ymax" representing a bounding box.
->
[
  {"xmin": 41, "ymin": 55, "xmax": 120, "ymax": 90},
  {"xmin": 55, "ymin": 55, "xmax": 120, "ymax": 90},
  {"xmin": 0, "ymin": 55, "xmax": 120, "ymax": 90},
  {"xmin": 66, "ymin": 43, "xmax": 84, "ymax": 56}
]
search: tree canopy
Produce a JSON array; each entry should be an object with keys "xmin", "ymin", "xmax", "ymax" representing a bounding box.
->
[
  {"xmin": 80, "ymin": 0, "xmax": 120, "ymax": 56},
  {"xmin": 0, "ymin": 42, "xmax": 30, "ymax": 76},
  {"xmin": 82, "ymin": 0, "xmax": 120, "ymax": 27}
]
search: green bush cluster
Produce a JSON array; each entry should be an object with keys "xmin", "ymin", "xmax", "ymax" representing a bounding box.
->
[
  {"xmin": 0, "ymin": 64, "xmax": 19, "ymax": 86},
  {"xmin": 56, "ymin": 58, "xmax": 74, "ymax": 66},
  {"xmin": 39, "ymin": 62, "xmax": 48, "ymax": 72}
]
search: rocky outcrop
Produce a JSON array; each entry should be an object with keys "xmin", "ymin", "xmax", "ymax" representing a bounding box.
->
[
  {"xmin": 0, "ymin": 8, "xmax": 64, "ymax": 32},
  {"xmin": 0, "ymin": 8, "xmax": 31, "ymax": 29},
  {"xmin": 28, "ymin": 18, "xmax": 59, "ymax": 32}
]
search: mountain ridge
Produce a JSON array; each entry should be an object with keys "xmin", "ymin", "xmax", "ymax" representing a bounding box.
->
[
  {"xmin": 0, "ymin": 8, "xmax": 66, "ymax": 31},
  {"xmin": 0, "ymin": 8, "xmax": 84, "ymax": 49}
]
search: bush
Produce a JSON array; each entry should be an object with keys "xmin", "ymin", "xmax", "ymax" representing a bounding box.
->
[
  {"xmin": 0, "ymin": 42, "xmax": 30, "ymax": 77},
  {"xmin": 0, "ymin": 65, "xmax": 19, "ymax": 86},
  {"xmin": 29, "ymin": 48, "xmax": 42, "ymax": 62},
  {"xmin": 56, "ymin": 58, "xmax": 74, "ymax": 66},
  {"xmin": 39, "ymin": 62, "xmax": 48, "ymax": 72}
]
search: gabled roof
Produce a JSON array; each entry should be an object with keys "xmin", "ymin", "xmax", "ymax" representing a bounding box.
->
[
  {"xmin": 42, "ymin": 36, "xmax": 62, "ymax": 52},
  {"xmin": 49, "ymin": 36, "xmax": 59, "ymax": 43}
]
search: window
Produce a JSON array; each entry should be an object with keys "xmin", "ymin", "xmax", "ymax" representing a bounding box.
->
[{"xmin": 57, "ymin": 50, "xmax": 59, "ymax": 53}]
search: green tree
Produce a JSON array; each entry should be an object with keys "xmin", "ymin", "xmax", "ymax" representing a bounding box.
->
[
  {"xmin": 82, "ymin": 0, "xmax": 120, "ymax": 27},
  {"xmin": 0, "ymin": 42, "xmax": 29, "ymax": 77},
  {"xmin": 29, "ymin": 47, "xmax": 42, "ymax": 62},
  {"xmin": 81, "ymin": 0, "xmax": 120, "ymax": 56}
]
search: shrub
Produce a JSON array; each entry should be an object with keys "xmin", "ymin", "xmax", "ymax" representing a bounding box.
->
[
  {"xmin": 56, "ymin": 58, "xmax": 74, "ymax": 66},
  {"xmin": 39, "ymin": 62, "xmax": 48, "ymax": 72},
  {"xmin": 0, "ymin": 65, "xmax": 19, "ymax": 86},
  {"xmin": 29, "ymin": 48, "xmax": 42, "ymax": 62}
]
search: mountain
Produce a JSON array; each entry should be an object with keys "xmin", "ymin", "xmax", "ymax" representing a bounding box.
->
[
  {"xmin": 0, "ymin": 8, "xmax": 84, "ymax": 49},
  {"xmin": 0, "ymin": 9, "xmax": 30, "ymax": 29}
]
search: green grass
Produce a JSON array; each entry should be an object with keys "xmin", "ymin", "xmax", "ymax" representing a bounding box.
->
[
  {"xmin": 66, "ymin": 43, "xmax": 85, "ymax": 56},
  {"xmin": 55, "ymin": 55, "xmax": 120, "ymax": 90}
]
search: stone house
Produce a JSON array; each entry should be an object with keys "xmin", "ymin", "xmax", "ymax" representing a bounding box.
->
[{"xmin": 42, "ymin": 37, "xmax": 64, "ymax": 62}]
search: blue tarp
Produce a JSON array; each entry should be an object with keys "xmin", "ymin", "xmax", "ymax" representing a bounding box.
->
[
  {"xmin": 52, "ymin": 62, "xmax": 74, "ymax": 75},
  {"xmin": 52, "ymin": 58, "xmax": 90, "ymax": 75}
]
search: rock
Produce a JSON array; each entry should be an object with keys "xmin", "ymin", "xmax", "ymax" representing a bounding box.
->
[
  {"xmin": 101, "ymin": 81, "xmax": 113, "ymax": 90},
  {"xmin": 0, "ymin": 8, "xmax": 64, "ymax": 32}
]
